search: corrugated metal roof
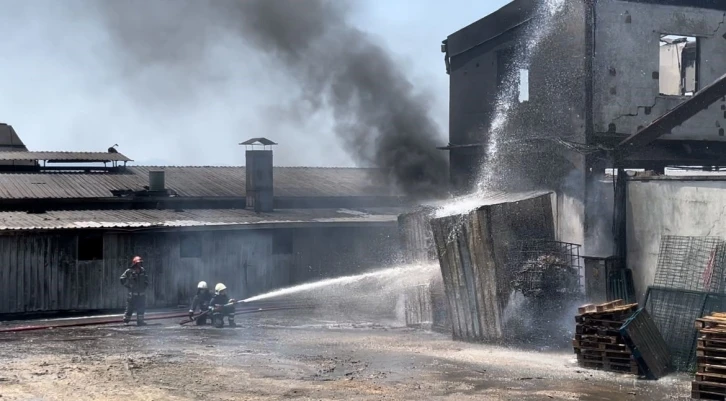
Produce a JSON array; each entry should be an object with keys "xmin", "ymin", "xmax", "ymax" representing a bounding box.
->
[
  {"xmin": 0, "ymin": 151, "xmax": 132, "ymax": 162},
  {"xmin": 0, "ymin": 166, "xmax": 399, "ymax": 199},
  {"xmin": 0, "ymin": 208, "xmax": 405, "ymax": 231}
]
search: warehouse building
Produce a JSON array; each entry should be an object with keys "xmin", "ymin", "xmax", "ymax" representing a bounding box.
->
[{"xmin": 0, "ymin": 125, "xmax": 406, "ymax": 315}]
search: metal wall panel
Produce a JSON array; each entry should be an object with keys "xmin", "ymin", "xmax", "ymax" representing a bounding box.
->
[
  {"xmin": 290, "ymin": 226, "xmax": 398, "ymax": 285},
  {"xmin": 0, "ymin": 224, "xmax": 399, "ymax": 315}
]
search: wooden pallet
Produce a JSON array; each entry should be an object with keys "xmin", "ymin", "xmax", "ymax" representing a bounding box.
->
[
  {"xmin": 577, "ymin": 353, "xmax": 634, "ymax": 364},
  {"xmin": 573, "ymin": 300, "xmax": 642, "ymax": 376},
  {"xmin": 573, "ymin": 334, "xmax": 623, "ymax": 344},
  {"xmin": 576, "ymin": 303, "xmax": 637, "ymax": 320},
  {"xmin": 575, "ymin": 349, "xmax": 633, "ymax": 360},
  {"xmin": 578, "ymin": 359, "xmax": 640, "ymax": 374},
  {"xmin": 693, "ymin": 381, "xmax": 726, "ymax": 400},
  {"xmin": 694, "ymin": 313, "xmax": 726, "ymax": 399},
  {"xmin": 697, "ymin": 316, "xmax": 726, "ymax": 330},
  {"xmin": 575, "ymin": 325, "xmax": 621, "ymax": 336},
  {"xmin": 700, "ymin": 364, "xmax": 726, "ymax": 374},
  {"xmin": 699, "ymin": 347, "xmax": 726, "ymax": 359},
  {"xmin": 577, "ymin": 300, "xmax": 626, "ymax": 314},
  {"xmin": 572, "ymin": 340, "xmax": 628, "ymax": 352}
]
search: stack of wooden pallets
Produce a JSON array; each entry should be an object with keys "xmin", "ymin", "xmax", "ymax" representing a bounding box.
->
[
  {"xmin": 693, "ymin": 313, "xmax": 726, "ymax": 400},
  {"xmin": 573, "ymin": 300, "xmax": 640, "ymax": 375}
]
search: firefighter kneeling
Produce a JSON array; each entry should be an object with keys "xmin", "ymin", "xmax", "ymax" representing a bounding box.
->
[
  {"xmin": 189, "ymin": 281, "xmax": 212, "ymax": 325},
  {"xmin": 209, "ymin": 283, "xmax": 236, "ymax": 328}
]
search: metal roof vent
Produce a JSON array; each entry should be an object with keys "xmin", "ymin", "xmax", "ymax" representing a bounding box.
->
[
  {"xmin": 149, "ymin": 170, "xmax": 165, "ymax": 192},
  {"xmin": 240, "ymin": 138, "xmax": 277, "ymax": 213}
]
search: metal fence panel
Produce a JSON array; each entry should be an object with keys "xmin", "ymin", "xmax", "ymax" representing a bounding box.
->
[
  {"xmin": 644, "ymin": 286, "xmax": 708, "ymax": 371},
  {"xmin": 653, "ymin": 236, "xmax": 726, "ymax": 294}
]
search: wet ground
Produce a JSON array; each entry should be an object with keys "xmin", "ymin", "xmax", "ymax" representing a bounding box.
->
[{"xmin": 0, "ymin": 311, "xmax": 691, "ymax": 400}]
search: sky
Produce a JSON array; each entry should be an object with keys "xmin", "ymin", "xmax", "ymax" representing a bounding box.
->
[{"xmin": 0, "ymin": 0, "xmax": 506, "ymax": 166}]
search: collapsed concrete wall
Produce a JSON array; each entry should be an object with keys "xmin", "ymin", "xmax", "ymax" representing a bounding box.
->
[
  {"xmin": 429, "ymin": 192, "xmax": 556, "ymax": 342},
  {"xmin": 627, "ymin": 177, "xmax": 726, "ymax": 303}
]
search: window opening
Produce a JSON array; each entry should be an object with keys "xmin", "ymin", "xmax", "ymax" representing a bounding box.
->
[
  {"xmin": 659, "ymin": 34, "xmax": 698, "ymax": 96},
  {"xmin": 78, "ymin": 233, "xmax": 104, "ymax": 261},
  {"xmin": 518, "ymin": 69, "xmax": 530, "ymax": 103}
]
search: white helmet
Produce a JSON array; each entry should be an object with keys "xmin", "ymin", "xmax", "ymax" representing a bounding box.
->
[
  {"xmin": 214, "ymin": 283, "xmax": 227, "ymax": 293},
  {"xmin": 197, "ymin": 281, "xmax": 208, "ymax": 290}
]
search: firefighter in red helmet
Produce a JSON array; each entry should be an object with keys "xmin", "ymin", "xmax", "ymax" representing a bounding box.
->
[{"xmin": 120, "ymin": 256, "xmax": 149, "ymax": 326}]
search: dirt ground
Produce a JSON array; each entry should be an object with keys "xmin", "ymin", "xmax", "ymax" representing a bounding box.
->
[{"xmin": 0, "ymin": 311, "xmax": 691, "ymax": 401}]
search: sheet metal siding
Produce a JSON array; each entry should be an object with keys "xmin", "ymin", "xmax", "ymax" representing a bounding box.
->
[
  {"xmin": 290, "ymin": 226, "xmax": 398, "ymax": 285},
  {"xmin": 0, "ymin": 234, "xmax": 75, "ymax": 313},
  {"xmin": 430, "ymin": 194, "xmax": 556, "ymax": 343},
  {"xmin": 0, "ymin": 166, "xmax": 397, "ymax": 199},
  {"xmin": 0, "ymin": 225, "xmax": 398, "ymax": 314}
]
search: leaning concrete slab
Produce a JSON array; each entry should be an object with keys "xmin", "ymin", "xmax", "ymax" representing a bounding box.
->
[{"xmin": 429, "ymin": 191, "xmax": 556, "ymax": 342}]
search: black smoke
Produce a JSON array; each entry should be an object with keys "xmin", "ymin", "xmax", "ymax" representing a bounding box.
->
[{"xmin": 97, "ymin": 0, "xmax": 448, "ymax": 199}]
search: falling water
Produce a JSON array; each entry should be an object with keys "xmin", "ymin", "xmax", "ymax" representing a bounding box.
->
[
  {"xmin": 434, "ymin": 0, "xmax": 567, "ymax": 220},
  {"xmin": 478, "ymin": 0, "xmax": 567, "ymax": 192}
]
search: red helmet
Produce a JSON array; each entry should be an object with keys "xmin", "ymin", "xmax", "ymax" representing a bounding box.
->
[{"xmin": 132, "ymin": 256, "xmax": 143, "ymax": 264}]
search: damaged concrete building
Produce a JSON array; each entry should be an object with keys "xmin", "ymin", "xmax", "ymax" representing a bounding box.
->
[
  {"xmin": 0, "ymin": 124, "xmax": 406, "ymax": 316},
  {"xmin": 398, "ymin": 0, "xmax": 726, "ymax": 356},
  {"xmin": 440, "ymin": 0, "xmax": 726, "ymax": 290}
]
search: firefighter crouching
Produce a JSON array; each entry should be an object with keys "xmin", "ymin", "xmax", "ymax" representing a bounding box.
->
[
  {"xmin": 120, "ymin": 256, "xmax": 149, "ymax": 326},
  {"xmin": 189, "ymin": 281, "xmax": 212, "ymax": 325},
  {"xmin": 209, "ymin": 283, "xmax": 236, "ymax": 328}
]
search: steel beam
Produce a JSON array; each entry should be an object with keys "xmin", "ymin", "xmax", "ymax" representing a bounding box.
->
[{"xmin": 617, "ymin": 72, "xmax": 726, "ymax": 159}]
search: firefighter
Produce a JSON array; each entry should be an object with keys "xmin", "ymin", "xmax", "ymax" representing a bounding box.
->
[
  {"xmin": 120, "ymin": 256, "xmax": 149, "ymax": 326},
  {"xmin": 189, "ymin": 281, "xmax": 212, "ymax": 325},
  {"xmin": 209, "ymin": 283, "xmax": 237, "ymax": 328}
]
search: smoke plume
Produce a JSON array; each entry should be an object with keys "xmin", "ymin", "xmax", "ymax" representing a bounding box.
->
[{"xmin": 97, "ymin": 0, "xmax": 448, "ymax": 199}]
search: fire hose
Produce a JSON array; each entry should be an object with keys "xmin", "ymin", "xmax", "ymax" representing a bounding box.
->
[
  {"xmin": 0, "ymin": 302, "xmax": 312, "ymax": 333},
  {"xmin": 179, "ymin": 299, "xmax": 314, "ymax": 326},
  {"xmin": 0, "ymin": 311, "xmax": 190, "ymax": 333}
]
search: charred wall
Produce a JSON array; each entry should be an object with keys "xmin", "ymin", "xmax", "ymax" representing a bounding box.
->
[
  {"xmin": 593, "ymin": 0, "xmax": 726, "ymax": 143},
  {"xmin": 0, "ymin": 225, "xmax": 399, "ymax": 315},
  {"xmin": 446, "ymin": 0, "xmax": 588, "ymax": 195}
]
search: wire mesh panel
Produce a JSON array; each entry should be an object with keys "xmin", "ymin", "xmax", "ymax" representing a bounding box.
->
[
  {"xmin": 653, "ymin": 236, "xmax": 726, "ymax": 293},
  {"xmin": 644, "ymin": 286, "xmax": 707, "ymax": 371}
]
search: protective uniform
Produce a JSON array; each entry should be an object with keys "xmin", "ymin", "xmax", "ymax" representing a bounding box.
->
[
  {"xmin": 209, "ymin": 283, "xmax": 236, "ymax": 327},
  {"xmin": 189, "ymin": 281, "xmax": 212, "ymax": 325},
  {"xmin": 120, "ymin": 256, "xmax": 149, "ymax": 326}
]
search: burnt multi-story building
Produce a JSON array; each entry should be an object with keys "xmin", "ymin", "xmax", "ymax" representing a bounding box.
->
[{"xmin": 441, "ymin": 0, "xmax": 726, "ymax": 250}]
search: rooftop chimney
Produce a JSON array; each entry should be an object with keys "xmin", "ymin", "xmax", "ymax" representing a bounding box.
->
[
  {"xmin": 149, "ymin": 170, "xmax": 165, "ymax": 192},
  {"xmin": 240, "ymin": 138, "xmax": 277, "ymax": 213}
]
